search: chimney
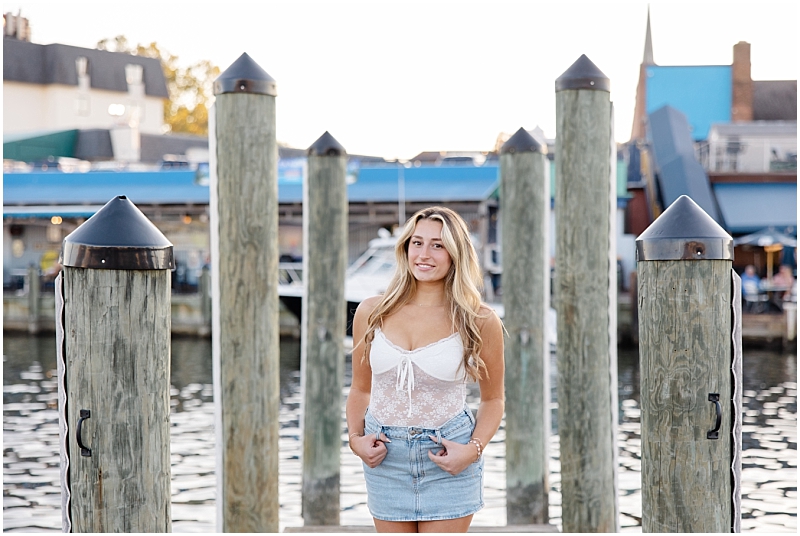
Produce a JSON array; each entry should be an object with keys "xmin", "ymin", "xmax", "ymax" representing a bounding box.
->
[
  {"xmin": 731, "ymin": 41, "xmax": 753, "ymax": 122},
  {"xmin": 3, "ymin": 11, "xmax": 31, "ymax": 41}
]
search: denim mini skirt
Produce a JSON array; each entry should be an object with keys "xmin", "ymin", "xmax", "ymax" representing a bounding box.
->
[{"xmin": 362, "ymin": 406, "xmax": 484, "ymax": 522}]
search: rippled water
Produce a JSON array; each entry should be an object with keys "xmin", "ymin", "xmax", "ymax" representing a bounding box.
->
[{"xmin": 3, "ymin": 334, "xmax": 796, "ymax": 532}]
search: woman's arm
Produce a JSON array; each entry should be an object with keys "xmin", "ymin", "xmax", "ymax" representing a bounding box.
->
[
  {"xmin": 428, "ymin": 307, "xmax": 505, "ymax": 475},
  {"xmin": 345, "ymin": 296, "xmax": 390, "ymax": 467},
  {"xmin": 471, "ymin": 306, "xmax": 506, "ymax": 448}
]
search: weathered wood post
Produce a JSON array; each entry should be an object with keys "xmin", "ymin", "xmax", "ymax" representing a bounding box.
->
[
  {"xmin": 636, "ymin": 195, "xmax": 742, "ymax": 532},
  {"xmin": 500, "ymin": 127, "xmax": 550, "ymax": 524},
  {"xmin": 27, "ymin": 263, "xmax": 40, "ymax": 334},
  {"xmin": 56, "ymin": 195, "xmax": 173, "ymax": 532},
  {"xmin": 554, "ymin": 54, "xmax": 619, "ymax": 532},
  {"xmin": 210, "ymin": 53, "xmax": 280, "ymax": 532},
  {"xmin": 301, "ymin": 132, "xmax": 348, "ymax": 525},
  {"xmin": 199, "ymin": 265, "xmax": 211, "ymax": 337}
]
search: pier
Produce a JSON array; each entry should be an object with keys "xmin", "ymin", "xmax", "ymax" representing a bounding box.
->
[
  {"xmin": 5, "ymin": 278, "xmax": 795, "ymax": 349},
  {"xmin": 2, "ymin": 41, "xmax": 795, "ymax": 534}
]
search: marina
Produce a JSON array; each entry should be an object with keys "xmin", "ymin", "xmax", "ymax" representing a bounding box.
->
[
  {"xmin": 1, "ymin": 9, "xmax": 795, "ymax": 531},
  {"xmin": 3, "ymin": 333, "xmax": 796, "ymax": 532}
]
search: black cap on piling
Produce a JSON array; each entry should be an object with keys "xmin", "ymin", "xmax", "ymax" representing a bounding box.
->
[
  {"xmin": 501, "ymin": 127, "xmax": 541, "ymax": 154},
  {"xmin": 61, "ymin": 196, "xmax": 174, "ymax": 270},
  {"xmin": 555, "ymin": 54, "xmax": 610, "ymax": 92},
  {"xmin": 214, "ymin": 53, "xmax": 277, "ymax": 96},
  {"xmin": 636, "ymin": 195, "xmax": 733, "ymax": 261},
  {"xmin": 308, "ymin": 131, "xmax": 346, "ymax": 156}
]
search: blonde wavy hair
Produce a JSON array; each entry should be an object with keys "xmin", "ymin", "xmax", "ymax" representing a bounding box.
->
[{"xmin": 361, "ymin": 206, "xmax": 489, "ymax": 381}]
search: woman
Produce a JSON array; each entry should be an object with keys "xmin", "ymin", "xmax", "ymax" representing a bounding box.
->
[{"xmin": 346, "ymin": 206, "xmax": 505, "ymax": 533}]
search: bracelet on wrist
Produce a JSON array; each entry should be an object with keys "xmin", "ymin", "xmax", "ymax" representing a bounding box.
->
[
  {"xmin": 349, "ymin": 432, "xmax": 364, "ymax": 455},
  {"xmin": 468, "ymin": 437, "xmax": 483, "ymax": 460}
]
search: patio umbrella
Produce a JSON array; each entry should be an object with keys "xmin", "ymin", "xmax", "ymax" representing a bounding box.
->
[
  {"xmin": 733, "ymin": 227, "xmax": 797, "ymax": 281},
  {"xmin": 733, "ymin": 227, "xmax": 797, "ymax": 248}
]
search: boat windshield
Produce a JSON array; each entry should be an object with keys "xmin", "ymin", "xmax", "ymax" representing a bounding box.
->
[{"xmin": 347, "ymin": 245, "xmax": 396, "ymax": 277}]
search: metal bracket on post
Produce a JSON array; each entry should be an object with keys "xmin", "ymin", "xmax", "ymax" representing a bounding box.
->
[
  {"xmin": 77, "ymin": 409, "xmax": 92, "ymax": 456},
  {"xmin": 707, "ymin": 394, "xmax": 722, "ymax": 440}
]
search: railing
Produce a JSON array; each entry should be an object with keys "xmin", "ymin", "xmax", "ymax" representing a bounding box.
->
[
  {"xmin": 278, "ymin": 262, "xmax": 303, "ymax": 286},
  {"xmin": 696, "ymin": 138, "xmax": 797, "ymax": 173}
]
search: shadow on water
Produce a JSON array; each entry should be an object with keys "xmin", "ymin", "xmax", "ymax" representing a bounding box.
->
[{"xmin": 168, "ymin": 336, "xmax": 301, "ymax": 392}]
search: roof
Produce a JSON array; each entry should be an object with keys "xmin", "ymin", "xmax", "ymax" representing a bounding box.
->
[
  {"xmin": 646, "ymin": 65, "xmax": 732, "ymax": 140},
  {"xmin": 3, "ymin": 163, "xmax": 500, "ymax": 214},
  {"xmin": 140, "ymin": 133, "xmax": 208, "ymax": 163},
  {"xmin": 347, "ymin": 164, "xmax": 499, "ymax": 204},
  {"xmin": 642, "ymin": 7, "xmax": 654, "ymax": 65},
  {"xmin": 753, "ymin": 80, "xmax": 797, "ymax": 121},
  {"xmin": 714, "ymin": 183, "xmax": 797, "ymax": 235},
  {"xmin": 3, "ymin": 39, "xmax": 169, "ymax": 97},
  {"xmin": 647, "ymin": 105, "xmax": 721, "ymax": 222},
  {"xmin": 74, "ymin": 129, "xmax": 115, "ymax": 160},
  {"xmin": 3, "ymin": 169, "xmax": 208, "ymax": 208},
  {"xmin": 708, "ymin": 121, "xmax": 797, "ymax": 138},
  {"xmin": 277, "ymin": 164, "xmax": 501, "ymax": 204},
  {"xmin": 2, "ymin": 129, "xmax": 79, "ymax": 161}
]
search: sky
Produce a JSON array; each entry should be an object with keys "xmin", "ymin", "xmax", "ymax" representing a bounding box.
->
[{"xmin": 6, "ymin": 0, "xmax": 798, "ymax": 160}]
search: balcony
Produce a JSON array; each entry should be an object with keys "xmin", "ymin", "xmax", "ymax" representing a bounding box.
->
[{"xmin": 697, "ymin": 122, "xmax": 797, "ymax": 174}]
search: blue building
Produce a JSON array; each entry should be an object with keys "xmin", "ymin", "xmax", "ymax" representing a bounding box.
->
[
  {"xmin": 624, "ymin": 10, "xmax": 796, "ymax": 277},
  {"xmin": 2, "ymin": 162, "xmax": 503, "ymax": 291}
]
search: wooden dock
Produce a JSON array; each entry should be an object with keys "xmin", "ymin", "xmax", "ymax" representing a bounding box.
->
[
  {"xmin": 4, "ymin": 289, "xmax": 795, "ymax": 349},
  {"xmin": 742, "ymin": 308, "xmax": 796, "ymax": 348}
]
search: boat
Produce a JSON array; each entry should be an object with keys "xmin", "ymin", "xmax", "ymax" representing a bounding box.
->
[
  {"xmin": 278, "ymin": 229, "xmax": 556, "ymax": 349},
  {"xmin": 278, "ymin": 228, "xmax": 399, "ymax": 333}
]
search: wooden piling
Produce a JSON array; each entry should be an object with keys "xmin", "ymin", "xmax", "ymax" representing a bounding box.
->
[
  {"xmin": 301, "ymin": 132, "xmax": 348, "ymax": 525},
  {"xmin": 554, "ymin": 54, "xmax": 619, "ymax": 533},
  {"xmin": 58, "ymin": 195, "xmax": 173, "ymax": 532},
  {"xmin": 210, "ymin": 53, "xmax": 280, "ymax": 532},
  {"xmin": 500, "ymin": 127, "xmax": 550, "ymax": 524},
  {"xmin": 636, "ymin": 195, "xmax": 740, "ymax": 532},
  {"xmin": 27, "ymin": 264, "xmax": 40, "ymax": 334},
  {"xmin": 199, "ymin": 265, "xmax": 211, "ymax": 337}
]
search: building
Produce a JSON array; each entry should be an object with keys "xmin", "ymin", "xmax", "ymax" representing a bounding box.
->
[
  {"xmin": 2, "ymin": 12, "xmax": 210, "ymax": 165},
  {"xmin": 623, "ymin": 9, "xmax": 796, "ymax": 278},
  {"xmin": 2, "ymin": 163, "xmax": 499, "ymax": 291}
]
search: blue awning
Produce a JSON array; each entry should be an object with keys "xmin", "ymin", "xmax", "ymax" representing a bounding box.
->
[
  {"xmin": 347, "ymin": 165, "xmax": 499, "ymax": 203},
  {"xmin": 3, "ymin": 164, "xmax": 500, "ymax": 217},
  {"xmin": 713, "ymin": 183, "xmax": 797, "ymax": 235},
  {"xmin": 3, "ymin": 169, "xmax": 209, "ymax": 206},
  {"xmin": 3, "ymin": 205, "xmax": 105, "ymax": 218}
]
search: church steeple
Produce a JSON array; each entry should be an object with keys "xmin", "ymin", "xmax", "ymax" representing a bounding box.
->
[
  {"xmin": 630, "ymin": 5, "xmax": 655, "ymax": 141},
  {"xmin": 643, "ymin": 5, "xmax": 654, "ymax": 65}
]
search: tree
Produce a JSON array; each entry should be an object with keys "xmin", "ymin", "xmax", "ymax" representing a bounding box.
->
[{"xmin": 97, "ymin": 36, "xmax": 219, "ymax": 136}]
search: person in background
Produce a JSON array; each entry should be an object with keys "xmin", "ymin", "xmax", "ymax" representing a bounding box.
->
[
  {"xmin": 740, "ymin": 265, "xmax": 761, "ymax": 295},
  {"xmin": 772, "ymin": 265, "xmax": 796, "ymax": 301}
]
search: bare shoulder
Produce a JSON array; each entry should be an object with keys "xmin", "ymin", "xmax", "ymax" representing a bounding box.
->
[
  {"xmin": 476, "ymin": 303, "xmax": 503, "ymax": 335},
  {"xmin": 353, "ymin": 295, "xmax": 383, "ymax": 327},
  {"xmin": 355, "ymin": 295, "xmax": 383, "ymax": 318}
]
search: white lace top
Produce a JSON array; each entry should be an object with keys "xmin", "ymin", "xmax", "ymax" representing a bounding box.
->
[{"xmin": 369, "ymin": 328, "xmax": 468, "ymax": 427}]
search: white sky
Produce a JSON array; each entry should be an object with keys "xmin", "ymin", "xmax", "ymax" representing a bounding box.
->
[{"xmin": 6, "ymin": 0, "xmax": 798, "ymax": 160}]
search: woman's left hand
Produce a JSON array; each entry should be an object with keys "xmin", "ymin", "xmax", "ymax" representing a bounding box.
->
[{"xmin": 427, "ymin": 436, "xmax": 479, "ymax": 476}]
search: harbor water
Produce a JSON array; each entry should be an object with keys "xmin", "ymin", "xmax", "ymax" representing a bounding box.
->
[{"xmin": 3, "ymin": 333, "xmax": 796, "ymax": 532}]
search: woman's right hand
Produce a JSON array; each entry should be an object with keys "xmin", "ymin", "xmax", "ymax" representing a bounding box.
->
[{"xmin": 350, "ymin": 433, "xmax": 391, "ymax": 468}]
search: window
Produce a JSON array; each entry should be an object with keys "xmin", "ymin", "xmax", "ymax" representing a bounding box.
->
[
  {"xmin": 125, "ymin": 64, "xmax": 145, "ymax": 122},
  {"xmin": 75, "ymin": 57, "xmax": 90, "ymax": 115}
]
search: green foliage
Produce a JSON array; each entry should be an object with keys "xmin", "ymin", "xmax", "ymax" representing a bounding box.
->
[{"xmin": 97, "ymin": 36, "xmax": 219, "ymax": 136}]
